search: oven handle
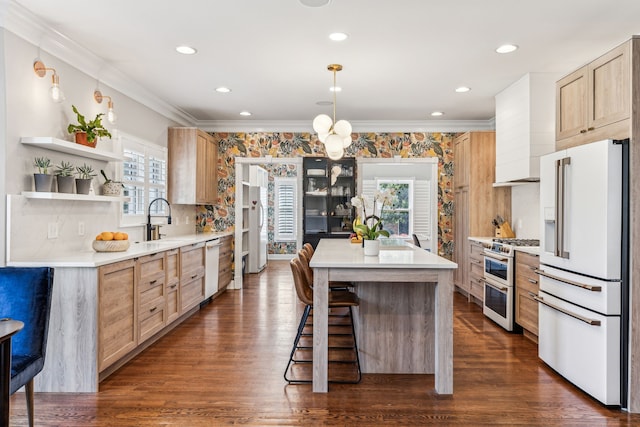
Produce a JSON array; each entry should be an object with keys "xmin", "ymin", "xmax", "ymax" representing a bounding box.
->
[
  {"xmin": 483, "ymin": 279, "xmax": 508, "ymax": 293},
  {"xmin": 483, "ymin": 252, "xmax": 509, "ymax": 262},
  {"xmin": 533, "ymin": 295, "xmax": 601, "ymax": 326},
  {"xmin": 534, "ymin": 269, "xmax": 602, "ymax": 292}
]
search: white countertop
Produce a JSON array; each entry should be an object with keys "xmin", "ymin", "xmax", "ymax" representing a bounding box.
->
[
  {"xmin": 7, "ymin": 231, "xmax": 232, "ymax": 268},
  {"xmin": 309, "ymin": 238, "xmax": 457, "ymax": 269}
]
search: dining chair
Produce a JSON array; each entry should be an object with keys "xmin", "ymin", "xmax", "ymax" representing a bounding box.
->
[
  {"xmin": 284, "ymin": 257, "xmax": 361, "ymax": 384},
  {"xmin": 0, "ymin": 266, "xmax": 54, "ymax": 427}
]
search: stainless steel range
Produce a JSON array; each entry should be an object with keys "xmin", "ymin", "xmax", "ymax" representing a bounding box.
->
[{"xmin": 482, "ymin": 238, "xmax": 540, "ymax": 331}]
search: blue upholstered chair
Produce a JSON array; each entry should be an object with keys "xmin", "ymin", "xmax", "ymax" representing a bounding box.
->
[{"xmin": 0, "ymin": 267, "xmax": 54, "ymax": 427}]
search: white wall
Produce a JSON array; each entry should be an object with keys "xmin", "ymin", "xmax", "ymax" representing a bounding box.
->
[
  {"xmin": 510, "ymin": 183, "xmax": 540, "ymax": 239},
  {"xmin": 1, "ymin": 29, "xmax": 193, "ymax": 262}
]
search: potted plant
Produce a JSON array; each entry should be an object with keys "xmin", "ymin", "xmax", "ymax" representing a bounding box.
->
[
  {"xmin": 33, "ymin": 156, "xmax": 53, "ymax": 192},
  {"xmin": 55, "ymin": 160, "xmax": 75, "ymax": 193},
  {"xmin": 351, "ymin": 190, "xmax": 395, "ymax": 256},
  {"xmin": 100, "ymin": 169, "xmax": 124, "ymax": 196},
  {"xmin": 75, "ymin": 163, "xmax": 96, "ymax": 195},
  {"xmin": 67, "ymin": 105, "xmax": 112, "ymax": 148}
]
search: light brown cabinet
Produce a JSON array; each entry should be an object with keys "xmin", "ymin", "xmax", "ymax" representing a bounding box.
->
[
  {"xmin": 453, "ymin": 131, "xmax": 510, "ymax": 304},
  {"xmin": 218, "ymin": 234, "xmax": 233, "ymax": 290},
  {"xmin": 515, "ymin": 251, "xmax": 540, "ymax": 342},
  {"xmin": 468, "ymin": 241, "xmax": 485, "ymax": 302},
  {"xmin": 180, "ymin": 242, "xmax": 206, "ymax": 312},
  {"xmin": 556, "ymin": 40, "xmax": 631, "ymax": 149},
  {"xmin": 165, "ymin": 248, "xmax": 180, "ymax": 324},
  {"xmin": 168, "ymin": 127, "xmax": 218, "ymax": 205},
  {"xmin": 137, "ymin": 252, "xmax": 167, "ymax": 344},
  {"xmin": 98, "ymin": 259, "xmax": 137, "ymax": 372}
]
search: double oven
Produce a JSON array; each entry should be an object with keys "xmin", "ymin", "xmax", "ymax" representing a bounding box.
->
[{"xmin": 482, "ymin": 239, "xmax": 539, "ymax": 331}]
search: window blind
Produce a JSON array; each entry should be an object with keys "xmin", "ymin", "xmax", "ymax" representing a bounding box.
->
[{"xmin": 275, "ymin": 178, "xmax": 296, "ymax": 241}]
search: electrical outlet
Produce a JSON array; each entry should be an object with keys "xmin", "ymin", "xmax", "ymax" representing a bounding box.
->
[
  {"xmin": 47, "ymin": 222, "xmax": 58, "ymax": 239},
  {"xmin": 78, "ymin": 222, "xmax": 85, "ymax": 236}
]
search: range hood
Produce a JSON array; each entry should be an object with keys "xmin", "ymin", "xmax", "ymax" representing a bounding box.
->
[{"xmin": 494, "ymin": 73, "xmax": 558, "ymax": 186}]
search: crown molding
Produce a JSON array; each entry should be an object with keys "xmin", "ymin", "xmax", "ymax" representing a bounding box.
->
[
  {"xmin": 196, "ymin": 118, "xmax": 496, "ymax": 133},
  {"xmin": 1, "ymin": 0, "xmax": 496, "ymax": 133},
  {"xmin": 1, "ymin": 0, "xmax": 195, "ymax": 126}
]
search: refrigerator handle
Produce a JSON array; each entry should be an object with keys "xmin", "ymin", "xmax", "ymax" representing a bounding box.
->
[{"xmin": 555, "ymin": 157, "xmax": 571, "ymax": 259}]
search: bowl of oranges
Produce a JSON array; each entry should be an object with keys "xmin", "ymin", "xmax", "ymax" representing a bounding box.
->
[{"xmin": 92, "ymin": 231, "xmax": 130, "ymax": 252}]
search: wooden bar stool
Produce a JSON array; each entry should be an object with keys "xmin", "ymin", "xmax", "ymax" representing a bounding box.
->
[{"xmin": 284, "ymin": 257, "xmax": 361, "ymax": 384}]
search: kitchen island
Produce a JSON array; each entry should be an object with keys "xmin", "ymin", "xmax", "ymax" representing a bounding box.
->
[{"xmin": 309, "ymin": 239, "xmax": 457, "ymax": 393}]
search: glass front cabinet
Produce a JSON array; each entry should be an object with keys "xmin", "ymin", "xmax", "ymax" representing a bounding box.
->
[{"xmin": 303, "ymin": 157, "xmax": 356, "ymax": 248}]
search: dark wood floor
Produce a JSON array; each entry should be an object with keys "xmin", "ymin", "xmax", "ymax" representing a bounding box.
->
[{"xmin": 9, "ymin": 260, "xmax": 640, "ymax": 426}]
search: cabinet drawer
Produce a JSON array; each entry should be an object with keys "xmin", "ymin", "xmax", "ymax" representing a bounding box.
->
[
  {"xmin": 469, "ymin": 272, "xmax": 484, "ymax": 301},
  {"xmin": 470, "ymin": 259, "xmax": 483, "ymax": 278},
  {"xmin": 515, "ymin": 288, "xmax": 538, "ymax": 335},
  {"xmin": 181, "ymin": 275, "xmax": 204, "ymax": 312},
  {"xmin": 515, "ymin": 252, "xmax": 539, "ymax": 279},
  {"xmin": 138, "ymin": 270, "xmax": 165, "ymax": 294},
  {"xmin": 139, "ymin": 277, "xmax": 165, "ymax": 306},
  {"xmin": 138, "ymin": 296, "xmax": 166, "ymax": 343},
  {"xmin": 181, "ymin": 243, "xmax": 205, "ymax": 276},
  {"xmin": 139, "ymin": 252, "xmax": 166, "ymax": 282},
  {"xmin": 470, "ymin": 242, "xmax": 484, "ymax": 261},
  {"xmin": 218, "ymin": 270, "xmax": 232, "ymax": 289}
]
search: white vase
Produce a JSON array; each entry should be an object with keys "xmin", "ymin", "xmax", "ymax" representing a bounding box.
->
[{"xmin": 363, "ymin": 239, "xmax": 380, "ymax": 256}]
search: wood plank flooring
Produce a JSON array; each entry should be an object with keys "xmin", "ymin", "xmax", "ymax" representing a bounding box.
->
[{"xmin": 9, "ymin": 260, "xmax": 640, "ymax": 426}]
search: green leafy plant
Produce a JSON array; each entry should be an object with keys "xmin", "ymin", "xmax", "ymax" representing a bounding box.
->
[
  {"xmin": 100, "ymin": 169, "xmax": 124, "ymax": 188},
  {"xmin": 55, "ymin": 161, "xmax": 75, "ymax": 177},
  {"xmin": 34, "ymin": 157, "xmax": 51, "ymax": 174},
  {"xmin": 76, "ymin": 163, "xmax": 96, "ymax": 180},
  {"xmin": 67, "ymin": 105, "xmax": 112, "ymax": 143}
]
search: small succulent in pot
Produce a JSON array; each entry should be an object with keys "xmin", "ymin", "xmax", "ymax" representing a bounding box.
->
[
  {"xmin": 55, "ymin": 161, "xmax": 75, "ymax": 177},
  {"xmin": 34, "ymin": 156, "xmax": 52, "ymax": 174},
  {"xmin": 76, "ymin": 163, "xmax": 96, "ymax": 180}
]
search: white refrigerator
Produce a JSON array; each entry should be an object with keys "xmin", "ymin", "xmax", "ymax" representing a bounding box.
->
[
  {"xmin": 248, "ymin": 166, "xmax": 268, "ymax": 273},
  {"xmin": 538, "ymin": 138, "xmax": 628, "ymax": 406}
]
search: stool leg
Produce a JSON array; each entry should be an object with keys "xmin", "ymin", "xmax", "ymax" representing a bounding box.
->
[
  {"xmin": 26, "ymin": 379, "xmax": 34, "ymax": 427},
  {"xmin": 284, "ymin": 305, "xmax": 311, "ymax": 383},
  {"xmin": 348, "ymin": 306, "xmax": 362, "ymax": 383}
]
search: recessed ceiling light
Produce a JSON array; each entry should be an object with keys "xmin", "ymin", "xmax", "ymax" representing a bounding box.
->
[
  {"xmin": 299, "ymin": 0, "xmax": 331, "ymax": 7},
  {"xmin": 496, "ymin": 44, "xmax": 518, "ymax": 54},
  {"xmin": 215, "ymin": 87, "xmax": 231, "ymax": 93},
  {"xmin": 316, "ymin": 101, "xmax": 333, "ymax": 106},
  {"xmin": 455, "ymin": 86, "xmax": 471, "ymax": 93},
  {"xmin": 176, "ymin": 45, "xmax": 197, "ymax": 55},
  {"xmin": 329, "ymin": 86, "xmax": 342, "ymax": 92},
  {"xmin": 239, "ymin": 111, "xmax": 252, "ymax": 116},
  {"xmin": 431, "ymin": 111, "xmax": 444, "ymax": 117},
  {"xmin": 329, "ymin": 32, "xmax": 348, "ymax": 41}
]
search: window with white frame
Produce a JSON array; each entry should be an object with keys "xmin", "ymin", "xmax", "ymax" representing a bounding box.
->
[
  {"xmin": 274, "ymin": 177, "xmax": 297, "ymax": 241},
  {"xmin": 119, "ymin": 135, "xmax": 167, "ymax": 226},
  {"xmin": 377, "ymin": 179, "xmax": 413, "ymax": 237}
]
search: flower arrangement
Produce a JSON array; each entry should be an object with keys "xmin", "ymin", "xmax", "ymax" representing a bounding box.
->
[{"xmin": 351, "ymin": 189, "xmax": 396, "ymax": 240}]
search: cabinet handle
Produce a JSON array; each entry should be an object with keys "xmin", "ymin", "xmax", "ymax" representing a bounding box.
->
[
  {"xmin": 580, "ymin": 129, "xmax": 587, "ymax": 134},
  {"xmin": 528, "ymin": 291, "xmax": 537, "ymax": 298},
  {"xmin": 150, "ymin": 252, "xmax": 158, "ymax": 257},
  {"xmin": 529, "ymin": 265, "xmax": 537, "ymax": 270},
  {"xmin": 169, "ymin": 284, "xmax": 177, "ymax": 289},
  {"xmin": 150, "ymin": 307, "xmax": 157, "ymax": 313},
  {"xmin": 527, "ymin": 278, "xmax": 538, "ymax": 284},
  {"xmin": 587, "ymin": 127, "xmax": 595, "ymax": 131},
  {"xmin": 150, "ymin": 279, "xmax": 157, "ymax": 285},
  {"xmin": 191, "ymin": 274, "xmax": 198, "ymax": 279}
]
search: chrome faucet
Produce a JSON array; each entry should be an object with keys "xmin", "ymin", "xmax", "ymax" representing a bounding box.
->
[{"xmin": 147, "ymin": 197, "xmax": 172, "ymax": 241}]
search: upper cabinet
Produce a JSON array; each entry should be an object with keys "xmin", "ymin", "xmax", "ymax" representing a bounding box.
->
[
  {"xmin": 495, "ymin": 73, "xmax": 557, "ymax": 183},
  {"xmin": 556, "ymin": 40, "xmax": 632, "ymax": 150},
  {"xmin": 168, "ymin": 128, "xmax": 218, "ymax": 205}
]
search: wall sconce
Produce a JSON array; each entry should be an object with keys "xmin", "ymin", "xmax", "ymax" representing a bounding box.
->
[
  {"xmin": 33, "ymin": 59, "xmax": 65, "ymax": 103},
  {"xmin": 94, "ymin": 89, "xmax": 117, "ymax": 124}
]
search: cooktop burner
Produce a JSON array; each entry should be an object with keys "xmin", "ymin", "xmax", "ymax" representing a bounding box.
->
[{"xmin": 492, "ymin": 238, "xmax": 540, "ymax": 247}]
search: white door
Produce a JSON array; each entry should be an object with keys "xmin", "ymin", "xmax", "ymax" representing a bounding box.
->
[{"xmin": 539, "ymin": 139, "xmax": 622, "ymax": 280}]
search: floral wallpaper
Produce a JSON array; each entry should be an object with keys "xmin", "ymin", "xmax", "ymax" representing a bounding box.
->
[{"xmin": 209, "ymin": 132, "xmax": 455, "ymax": 258}]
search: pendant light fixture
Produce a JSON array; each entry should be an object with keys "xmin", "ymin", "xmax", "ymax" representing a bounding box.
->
[{"xmin": 312, "ymin": 64, "xmax": 352, "ymax": 160}]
